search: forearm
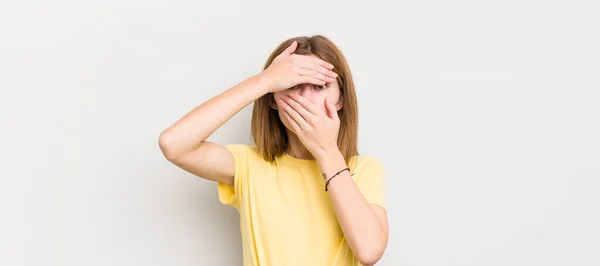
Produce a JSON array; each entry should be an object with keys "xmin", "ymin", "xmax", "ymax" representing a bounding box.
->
[
  {"xmin": 316, "ymin": 149, "xmax": 387, "ymax": 265},
  {"xmin": 159, "ymin": 74, "xmax": 270, "ymax": 160}
]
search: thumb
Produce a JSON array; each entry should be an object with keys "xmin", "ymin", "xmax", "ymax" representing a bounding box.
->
[
  {"xmin": 324, "ymin": 97, "xmax": 337, "ymax": 119},
  {"xmin": 284, "ymin": 41, "xmax": 298, "ymax": 55},
  {"xmin": 273, "ymin": 41, "xmax": 297, "ymax": 64}
]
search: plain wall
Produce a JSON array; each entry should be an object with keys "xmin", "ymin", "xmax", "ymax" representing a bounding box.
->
[{"xmin": 1, "ymin": 0, "xmax": 599, "ymax": 265}]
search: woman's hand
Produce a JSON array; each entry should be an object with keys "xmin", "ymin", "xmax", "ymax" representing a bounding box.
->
[
  {"xmin": 260, "ymin": 41, "xmax": 338, "ymax": 93},
  {"xmin": 276, "ymin": 93, "xmax": 341, "ymax": 159}
]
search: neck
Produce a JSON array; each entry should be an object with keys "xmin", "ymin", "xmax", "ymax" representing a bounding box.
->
[{"xmin": 285, "ymin": 130, "xmax": 315, "ymax": 160}]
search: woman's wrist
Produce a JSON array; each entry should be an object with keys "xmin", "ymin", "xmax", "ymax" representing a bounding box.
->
[
  {"xmin": 316, "ymin": 147, "xmax": 344, "ymax": 167},
  {"xmin": 253, "ymin": 73, "xmax": 274, "ymax": 95}
]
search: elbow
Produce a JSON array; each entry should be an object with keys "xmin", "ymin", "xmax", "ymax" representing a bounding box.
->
[
  {"xmin": 356, "ymin": 232, "xmax": 388, "ymax": 266},
  {"xmin": 158, "ymin": 130, "xmax": 180, "ymax": 162},
  {"xmin": 356, "ymin": 249, "xmax": 384, "ymax": 266}
]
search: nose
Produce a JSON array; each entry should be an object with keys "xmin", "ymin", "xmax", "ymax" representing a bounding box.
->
[{"xmin": 294, "ymin": 83, "xmax": 315, "ymax": 98}]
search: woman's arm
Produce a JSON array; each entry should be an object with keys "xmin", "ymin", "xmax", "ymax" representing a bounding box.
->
[
  {"xmin": 316, "ymin": 149, "xmax": 389, "ymax": 266},
  {"xmin": 274, "ymin": 93, "xmax": 388, "ymax": 265},
  {"xmin": 159, "ymin": 41, "xmax": 337, "ymax": 184},
  {"xmin": 158, "ymin": 74, "xmax": 270, "ymax": 185}
]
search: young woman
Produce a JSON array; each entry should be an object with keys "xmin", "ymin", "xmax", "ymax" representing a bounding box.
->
[{"xmin": 159, "ymin": 35, "xmax": 389, "ymax": 266}]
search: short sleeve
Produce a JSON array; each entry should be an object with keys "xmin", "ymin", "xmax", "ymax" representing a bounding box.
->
[
  {"xmin": 354, "ymin": 157, "xmax": 386, "ymax": 208},
  {"xmin": 217, "ymin": 144, "xmax": 249, "ymax": 209}
]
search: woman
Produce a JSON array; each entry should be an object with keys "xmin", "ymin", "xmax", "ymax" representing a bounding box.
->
[{"xmin": 159, "ymin": 35, "xmax": 389, "ymax": 266}]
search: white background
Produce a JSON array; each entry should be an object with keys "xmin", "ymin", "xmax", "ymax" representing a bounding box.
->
[{"xmin": 1, "ymin": 0, "xmax": 599, "ymax": 265}]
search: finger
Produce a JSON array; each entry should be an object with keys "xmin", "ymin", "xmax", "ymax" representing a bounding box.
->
[
  {"xmin": 278, "ymin": 97, "xmax": 310, "ymax": 131},
  {"xmin": 288, "ymin": 94, "xmax": 319, "ymax": 116},
  {"xmin": 282, "ymin": 111, "xmax": 302, "ymax": 133},
  {"xmin": 295, "ymin": 59, "xmax": 338, "ymax": 80},
  {"xmin": 297, "ymin": 75, "xmax": 326, "ymax": 86},
  {"xmin": 297, "ymin": 68, "xmax": 332, "ymax": 84},
  {"xmin": 274, "ymin": 41, "xmax": 297, "ymax": 62},
  {"xmin": 283, "ymin": 95, "xmax": 316, "ymax": 123},
  {"xmin": 306, "ymin": 55, "xmax": 334, "ymax": 70},
  {"xmin": 286, "ymin": 41, "xmax": 298, "ymax": 55},
  {"xmin": 324, "ymin": 96, "xmax": 338, "ymax": 120},
  {"xmin": 282, "ymin": 95, "xmax": 313, "ymax": 125}
]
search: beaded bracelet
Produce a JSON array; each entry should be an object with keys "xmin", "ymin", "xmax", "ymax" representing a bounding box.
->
[{"xmin": 324, "ymin": 167, "xmax": 350, "ymax": 191}]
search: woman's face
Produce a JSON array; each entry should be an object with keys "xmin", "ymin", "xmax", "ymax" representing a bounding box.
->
[{"xmin": 271, "ymin": 67, "xmax": 343, "ymax": 134}]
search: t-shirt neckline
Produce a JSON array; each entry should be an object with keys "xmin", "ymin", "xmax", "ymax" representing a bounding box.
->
[{"xmin": 280, "ymin": 152, "xmax": 319, "ymax": 166}]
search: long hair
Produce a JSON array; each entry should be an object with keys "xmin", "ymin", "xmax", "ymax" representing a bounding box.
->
[{"xmin": 251, "ymin": 35, "xmax": 359, "ymax": 166}]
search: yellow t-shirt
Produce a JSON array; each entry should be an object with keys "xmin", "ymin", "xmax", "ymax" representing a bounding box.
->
[{"xmin": 217, "ymin": 144, "xmax": 385, "ymax": 266}]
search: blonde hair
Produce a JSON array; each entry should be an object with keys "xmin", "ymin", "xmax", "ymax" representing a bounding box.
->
[{"xmin": 251, "ymin": 35, "xmax": 359, "ymax": 166}]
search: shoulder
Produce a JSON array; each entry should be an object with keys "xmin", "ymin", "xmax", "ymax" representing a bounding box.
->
[
  {"xmin": 351, "ymin": 155, "xmax": 386, "ymax": 206},
  {"xmin": 351, "ymin": 155, "xmax": 384, "ymax": 174},
  {"xmin": 350, "ymin": 155, "xmax": 385, "ymax": 185},
  {"xmin": 224, "ymin": 143, "xmax": 257, "ymax": 154},
  {"xmin": 224, "ymin": 143, "xmax": 253, "ymax": 151},
  {"xmin": 224, "ymin": 143, "xmax": 265, "ymax": 164}
]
